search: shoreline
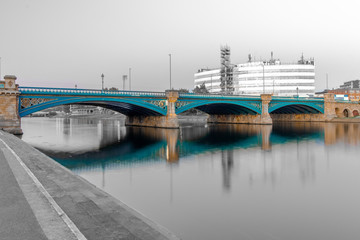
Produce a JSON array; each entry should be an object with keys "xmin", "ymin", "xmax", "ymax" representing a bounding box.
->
[{"xmin": 0, "ymin": 130, "xmax": 180, "ymax": 240}]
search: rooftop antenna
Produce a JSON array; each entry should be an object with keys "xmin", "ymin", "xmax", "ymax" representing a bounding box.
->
[{"xmin": 271, "ymin": 51, "xmax": 274, "ymax": 61}]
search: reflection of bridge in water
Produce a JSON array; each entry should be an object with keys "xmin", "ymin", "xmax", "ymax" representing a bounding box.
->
[
  {"xmin": 49, "ymin": 123, "xmax": 330, "ymax": 170},
  {"xmin": 36, "ymin": 121, "xmax": 360, "ymax": 190}
]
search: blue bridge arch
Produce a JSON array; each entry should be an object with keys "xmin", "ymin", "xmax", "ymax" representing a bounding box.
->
[
  {"xmin": 19, "ymin": 96, "xmax": 168, "ymax": 117},
  {"xmin": 175, "ymin": 100, "xmax": 262, "ymax": 115},
  {"xmin": 269, "ymin": 102, "xmax": 324, "ymax": 114}
]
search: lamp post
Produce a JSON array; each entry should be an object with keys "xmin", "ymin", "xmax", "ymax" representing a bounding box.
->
[
  {"xmin": 169, "ymin": 54, "xmax": 172, "ymax": 89},
  {"xmin": 101, "ymin": 73, "xmax": 104, "ymax": 90},
  {"xmin": 273, "ymin": 77, "xmax": 275, "ymax": 95},
  {"xmin": 296, "ymin": 87, "xmax": 299, "ymax": 98},
  {"xmin": 129, "ymin": 68, "xmax": 132, "ymax": 90},
  {"xmin": 122, "ymin": 75, "xmax": 127, "ymax": 90}
]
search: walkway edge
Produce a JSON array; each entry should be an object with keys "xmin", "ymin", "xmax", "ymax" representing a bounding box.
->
[
  {"xmin": 0, "ymin": 133, "xmax": 87, "ymax": 240},
  {"xmin": 0, "ymin": 131, "xmax": 181, "ymax": 240}
]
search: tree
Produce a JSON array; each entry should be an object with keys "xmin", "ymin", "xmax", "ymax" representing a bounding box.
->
[
  {"xmin": 193, "ymin": 83, "xmax": 209, "ymax": 94},
  {"xmin": 104, "ymin": 87, "xmax": 118, "ymax": 91},
  {"xmin": 178, "ymin": 88, "xmax": 189, "ymax": 93}
]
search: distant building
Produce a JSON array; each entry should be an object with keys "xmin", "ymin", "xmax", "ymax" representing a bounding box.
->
[
  {"xmin": 70, "ymin": 105, "xmax": 101, "ymax": 115},
  {"xmin": 327, "ymin": 88, "xmax": 360, "ymax": 102},
  {"xmin": 340, "ymin": 79, "xmax": 360, "ymax": 89},
  {"xmin": 69, "ymin": 105, "xmax": 117, "ymax": 115},
  {"xmin": 194, "ymin": 49, "xmax": 315, "ymax": 97}
]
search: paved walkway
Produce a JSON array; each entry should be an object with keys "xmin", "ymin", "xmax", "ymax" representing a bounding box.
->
[
  {"xmin": 0, "ymin": 145, "xmax": 48, "ymax": 240},
  {"xmin": 0, "ymin": 131, "xmax": 180, "ymax": 240}
]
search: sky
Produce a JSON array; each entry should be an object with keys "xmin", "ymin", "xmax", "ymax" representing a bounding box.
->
[{"xmin": 1, "ymin": 0, "xmax": 360, "ymax": 92}]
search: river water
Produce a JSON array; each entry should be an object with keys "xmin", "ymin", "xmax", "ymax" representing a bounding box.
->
[{"xmin": 21, "ymin": 117, "xmax": 360, "ymax": 240}]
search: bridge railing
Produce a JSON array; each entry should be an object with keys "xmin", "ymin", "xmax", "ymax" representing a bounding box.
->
[
  {"xmin": 179, "ymin": 92, "xmax": 261, "ymax": 99},
  {"xmin": 181, "ymin": 92, "xmax": 324, "ymax": 101},
  {"xmin": 19, "ymin": 87, "xmax": 166, "ymax": 97},
  {"xmin": 271, "ymin": 96, "xmax": 324, "ymax": 101}
]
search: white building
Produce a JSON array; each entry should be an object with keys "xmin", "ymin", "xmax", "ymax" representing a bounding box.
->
[{"xmin": 194, "ymin": 54, "xmax": 315, "ymax": 97}]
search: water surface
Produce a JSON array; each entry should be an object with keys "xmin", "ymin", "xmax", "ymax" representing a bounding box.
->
[{"xmin": 21, "ymin": 117, "xmax": 360, "ymax": 240}]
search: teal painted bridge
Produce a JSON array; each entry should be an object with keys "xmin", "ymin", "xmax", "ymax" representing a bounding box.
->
[
  {"xmin": 18, "ymin": 86, "xmax": 325, "ymax": 117},
  {"xmin": 2, "ymin": 74, "xmax": 359, "ymax": 134}
]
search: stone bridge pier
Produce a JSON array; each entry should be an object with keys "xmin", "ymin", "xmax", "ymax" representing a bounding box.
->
[
  {"xmin": 0, "ymin": 75, "xmax": 23, "ymax": 135},
  {"xmin": 125, "ymin": 90, "xmax": 180, "ymax": 128}
]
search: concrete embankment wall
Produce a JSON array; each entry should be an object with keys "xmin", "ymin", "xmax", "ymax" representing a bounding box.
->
[
  {"xmin": 0, "ymin": 130, "xmax": 180, "ymax": 240},
  {"xmin": 270, "ymin": 113, "xmax": 326, "ymax": 122},
  {"xmin": 330, "ymin": 117, "xmax": 360, "ymax": 123}
]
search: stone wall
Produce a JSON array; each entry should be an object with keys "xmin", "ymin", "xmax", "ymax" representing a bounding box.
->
[
  {"xmin": 125, "ymin": 115, "xmax": 179, "ymax": 128},
  {"xmin": 333, "ymin": 102, "xmax": 360, "ymax": 118},
  {"xmin": 271, "ymin": 113, "xmax": 326, "ymax": 122},
  {"xmin": 0, "ymin": 75, "xmax": 22, "ymax": 134},
  {"xmin": 207, "ymin": 114, "xmax": 272, "ymax": 125}
]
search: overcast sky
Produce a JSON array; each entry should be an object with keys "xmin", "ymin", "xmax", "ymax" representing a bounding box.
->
[{"xmin": 1, "ymin": 0, "xmax": 359, "ymax": 91}]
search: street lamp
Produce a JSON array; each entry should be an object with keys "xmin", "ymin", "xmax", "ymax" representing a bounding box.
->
[
  {"xmin": 122, "ymin": 75, "xmax": 127, "ymax": 90},
  {"xmin": 129, "ymin": 68, "xmax": 132, "ymax": 91},
  {"xmin": 169, "ymin": 54, "xmax": 172, "ymax": 89},
  {"xmin": 273, "ymin": 77, "xmax": 275, "ymax": 95},
  {"xmin": 101, "ymin": 73, "xmax": 104, "ymax": 90},
  {"xmin": 296, "ymin": 87, "xmax": 299, "ymax": 98}
]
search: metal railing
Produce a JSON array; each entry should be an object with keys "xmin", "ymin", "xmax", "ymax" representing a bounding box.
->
[
  {"xmin": 19, "ymin": 86, "xmax": 166, "ymax": 97},
  {"xmin": 272, "ymin": 96, "xmax": 324, "ymax": 101},
  {"xmin": 19, "ymin": 86, "xmax": 327, "ymax": 102},
  {"xmin": 179, "ymin": 92, "xmax": 261, "ymax": 99}
]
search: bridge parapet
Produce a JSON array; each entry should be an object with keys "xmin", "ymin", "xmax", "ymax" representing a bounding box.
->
[{"xmin": 19, "ymin": 86, "xmax": 166, "ymax": 98}]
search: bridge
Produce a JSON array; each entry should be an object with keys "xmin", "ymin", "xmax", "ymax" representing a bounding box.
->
[{"xmin": 1, "ymin": 75, "xmax": 360, "ymax": 135}]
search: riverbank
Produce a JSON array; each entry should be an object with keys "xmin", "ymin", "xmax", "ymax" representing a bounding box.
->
[
  {"xmin": 0, "ymin": 130, "xmax": 180, "ymax": 240},
  {"xmin": 330, "ymin": 117, "xmax": 360, "ymax": 123}
]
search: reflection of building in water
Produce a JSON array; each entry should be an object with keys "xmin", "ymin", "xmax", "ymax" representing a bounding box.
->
[
  {"xmin": 99, "ymin": 120, "xmax": 127, "ymax": 148},
  {"xmin": 221, "ymin": 150, "xmax": 234, "ymax": 190},
  {"xmin": 244, "ymin": 139, "xmax": 317, "ymax": 187},
  {"xmin": 63, "ymin": 118, "xmax": 71, "ymax": 137},
  {"xmin": 70, "ymin": 105, "xmax": 119, "ymax": 116},
  {"xmin": 324, "ymin": 123, "xmax": 360, "ymax": 146}
]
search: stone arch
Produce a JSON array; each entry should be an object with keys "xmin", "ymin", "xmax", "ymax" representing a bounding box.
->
[
  {"xmin": 343, "ymin": 109, "xmax": 349, "ymax": 118},
  {"xmin": 335, "ymin": 108, "xmax": 342, "ymax": 117},
  {"xmin": 353, "ymin": 110, "xmax": 359, "ymax": 117}
]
